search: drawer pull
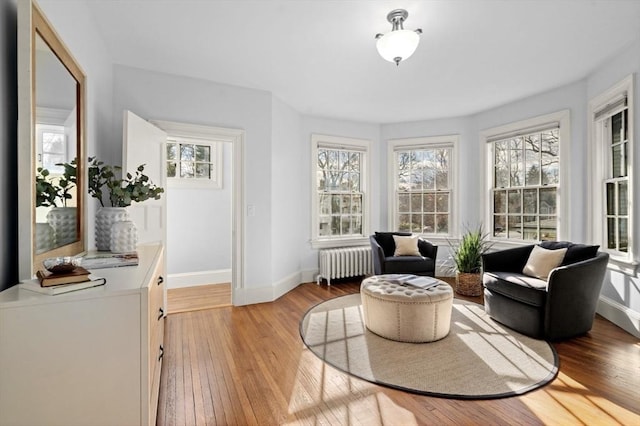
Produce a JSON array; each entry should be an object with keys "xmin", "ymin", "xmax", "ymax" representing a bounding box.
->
[
  {"xmin": 157, "ymin": 307, "xmax": 164, "ymax": 320},
  {"xmin": 158, "ymin": 345, "xmax": 164, "ymax": 361},
  {"xmin": 157, "ymin": 276, "xmax": 164, "ymax": 286}
]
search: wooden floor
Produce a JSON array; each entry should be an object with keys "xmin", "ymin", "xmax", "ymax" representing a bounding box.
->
[
  {"xmin": 167, "ymin": 283, "xmax": 231, "ymax": 314},
  {"xmin": 157, "ymin": 279, "xmax": 640, "ymax": 425}
]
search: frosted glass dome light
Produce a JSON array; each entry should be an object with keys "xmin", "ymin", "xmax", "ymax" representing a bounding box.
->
[{"xmin": 375, "ymin": 9, "xmax": 422, "ymax": 66}]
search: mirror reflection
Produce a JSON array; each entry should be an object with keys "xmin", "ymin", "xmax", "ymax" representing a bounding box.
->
[{"xmin": 34, "ymin": 33, "xmax": 79, "ymax": 254}]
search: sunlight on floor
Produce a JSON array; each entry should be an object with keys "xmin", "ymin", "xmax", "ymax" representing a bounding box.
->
[
  {"xmin": 521, "ymin": 371, "xmax": 640, "ymax": 425},
  {"xmin": 284, "ymin": 349, "xmax": 417, "ymax": 425}
]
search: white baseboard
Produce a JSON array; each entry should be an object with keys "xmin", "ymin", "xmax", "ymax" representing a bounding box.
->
[
  {"xmin": 167, "ymin": 269, "xmax": 231, "ymax": 289},
  {"xmin": 301, "ymin": 269, "xmax": 318, "ymax": 283},
  {"xmin": 597, "ymin": 295, "xmax": 640, "ymax": 338}
]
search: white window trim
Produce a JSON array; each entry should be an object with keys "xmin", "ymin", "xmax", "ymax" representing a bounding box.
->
[
  {"xmin": 481, "ymin": 110, "xmax": 571, "ymax": 245},
  {"xmin": 588, "ymin": 74, "xmax": 638, "ymax": 275},
  {"xmin": 165, "ymin": 136, "xmax": 223, "ymax": 189},
  {"xmin": 151, "ymin": 120, "xmax": 240, "ymax": 191},
  {"xmin": 387, "ymin": 135, "xmax": 459, "ymax": 242},
  {"xmin": 311, "ymin": 134, "xmax": 371, "ymax": 249}
]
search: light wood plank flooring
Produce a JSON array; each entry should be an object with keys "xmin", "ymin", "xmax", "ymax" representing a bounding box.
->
[
  {"xmin": 167, "ymin": 284, "xmax": 231, "ymax": 314},
  {"xmin": 158, "ymin": 279, "xmax": 640, "ymax": 425}
]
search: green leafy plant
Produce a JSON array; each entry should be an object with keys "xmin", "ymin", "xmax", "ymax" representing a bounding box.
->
[
  {"xmin": 88, "ymin": 156, "xmax": 164, "ymax": 207},
  {"xmin": 35, "ymin": 167, "xmax": 58, "ymax": 208},
  {"xmin": 448, "ymin": 224, "xmax": 492, "ymax": 273},
  {"xmin": 35, "ymin": 160, "xmax": 77, "ymax": 208}
]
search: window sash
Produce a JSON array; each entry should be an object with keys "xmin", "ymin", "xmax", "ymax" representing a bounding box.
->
[
  {"xmin": 491, "ymin": 128, "xmax": 559, "ymax": 241},
  {"xmin": 315, "ymin": 143, "xmax": 367, "ymax": 240},
  {"xmin": 394, "ymin": 147, "xmax": 452, "ymax": 235}
]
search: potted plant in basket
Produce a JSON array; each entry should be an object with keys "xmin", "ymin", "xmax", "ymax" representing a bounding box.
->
[
  {"xmin": 88, "ymin": 156, "xmax": 164, "ymax": 251},
  {"xmin": 448, "ymin": 224, "xmax": 492, "ymax": 296}
]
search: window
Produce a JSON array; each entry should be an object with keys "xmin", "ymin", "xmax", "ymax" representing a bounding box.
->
[
  {"xmin": 166, "ymin": 137, "xmax": 222, "ymax": 188},
  {"xmin": 36, "ymin": 124, "xmax": 66, "ymax": 174},
  {"xmin": 311, "ymin": 134, "xmax": 370, "ymax": 248},
  {"xmin": 589, "ymin": 75, "xmax": 635, "ymax": 266},
  {"xmin": 491, "ymin": 128, "xmax": 559, "ymax": 241},
  {"xmin": 389, "ymin": 136, "xmax": 457, "ymax": 237},
  {"xmin": 604, "ymin": 109, "xmax": 629, "ymax": 253},
  {"xmin": 483, "ymin": 110, "xmax": 569, "ymax": 243}
]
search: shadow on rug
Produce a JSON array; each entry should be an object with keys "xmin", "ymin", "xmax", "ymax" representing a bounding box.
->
[{"xmin": 299, "ymin": 294, "xmax": 558, "ymax": 400}]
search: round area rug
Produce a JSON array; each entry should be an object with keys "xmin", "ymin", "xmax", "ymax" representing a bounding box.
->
[{"xmin": 299, "ymin": 294, "xmax": 558, "ymax": 400}]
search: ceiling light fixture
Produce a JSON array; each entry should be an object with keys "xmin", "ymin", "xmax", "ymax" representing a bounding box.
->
[{"xmin": 375, "ymin": 9, "xmax": 422, "ymax": 66}]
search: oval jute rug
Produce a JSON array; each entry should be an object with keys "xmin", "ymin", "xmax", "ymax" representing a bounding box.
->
[{"xmin": 299, "ymin": 294, "xmax": 558, "ymax": 399}]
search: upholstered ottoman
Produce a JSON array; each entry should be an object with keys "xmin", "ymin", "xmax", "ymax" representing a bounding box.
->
[{"xmin": 360, "ymin": 275, "xmax": 453, "ymax": 343}]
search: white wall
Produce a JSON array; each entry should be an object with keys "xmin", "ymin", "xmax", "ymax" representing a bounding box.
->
[
  {"xmin": 112, "ymin": 65, "xmax": 274, "ymax": 296},
  {"xmin": 271, "ymin": 96, "xmax": 304, "ymax": 292},
  {"xmin": 166, "ymin": 142, "xmax": 232, "ymax": 275}
]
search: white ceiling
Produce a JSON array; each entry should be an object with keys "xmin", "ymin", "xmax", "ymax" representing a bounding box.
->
[{"xmin": 83, "ymin": 0, "xmax": 640, "ymax": 124}]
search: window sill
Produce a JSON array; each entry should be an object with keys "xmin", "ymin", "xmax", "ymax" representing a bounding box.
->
[
  {"xmin": 606, "ymin": 255, "xmax": 639, "ymax": 277},
  {"xmin": 311, "ymin": 237, "xmax": 370, "ymax": 250}
]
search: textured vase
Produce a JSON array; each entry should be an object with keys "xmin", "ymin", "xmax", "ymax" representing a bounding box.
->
[
  {"xmin": 35, "ymin": 222, "xmax": 55, "ymax": 254},
  {"xmin": 96, "ymin": 207, "xmax": 129, "ymax": 251},
  {"xmin": 46, "ymin": 207, "xmax": 77, "ymax": 247},
  {"xmin": 110, "ymin": 220, "xmax": 138, "ymax": 253}
]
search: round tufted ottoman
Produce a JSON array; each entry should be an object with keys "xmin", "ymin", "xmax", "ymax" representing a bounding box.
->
[{"xmin": 360, "ymin": 275, "xmax": 454, "ymax": 343}]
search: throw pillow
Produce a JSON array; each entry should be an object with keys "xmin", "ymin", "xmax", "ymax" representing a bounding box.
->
[
  {"xmin": 375, "ymin": 232, "xmax": 411, "ymax": 257},
  {"xmin": 522, "ymin": 245, "xmax": 568, "ymax": 280},
  {"xmin": 393, "ymin": 235, "xmax": 421, "ymax": 256},
  {"xmin": 563, "ymin": 244, "xmax": 600, "ymax": 265}
]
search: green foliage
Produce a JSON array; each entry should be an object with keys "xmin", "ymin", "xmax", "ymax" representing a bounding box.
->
[
  {"xmin": 35, "ymin": 167, "xmax": 58, "ymax": 207},
  {"xmin": 88, "ymin": 156, "xmax": 164, "ymax": 207},
  {"xmin": 35, "ymin": 160, "xmax": 77, "ymax": 208},
  {"xmin": 449, "ymin": 224, "xmax": 492, "ymax": 273},
  {"xmin": 55, "ymin": 159, "xmax": 77, "ymax": 207}
]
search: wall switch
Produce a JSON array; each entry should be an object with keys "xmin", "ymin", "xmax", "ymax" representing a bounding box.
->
[{"xmin": 247, "ymin": 204, "xmax": 256, "ymax": 217}]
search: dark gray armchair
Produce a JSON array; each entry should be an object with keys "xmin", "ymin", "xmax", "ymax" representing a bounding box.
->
[
  {"xmin": 482, "ymin": 241, "xmax": 609, "ymax": 341},
  {"xmin": 370, "ymin": 232, "xmax": 437, "ymax": 277}
]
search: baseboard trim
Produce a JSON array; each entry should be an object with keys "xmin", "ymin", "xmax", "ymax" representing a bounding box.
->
[
  {"xmin": 596, "ymin": 295, "xmax": 640, "ymax": 338},
  {"xmin": 167, "ymin": 269, "xmax": 232, "ymax": 289}
]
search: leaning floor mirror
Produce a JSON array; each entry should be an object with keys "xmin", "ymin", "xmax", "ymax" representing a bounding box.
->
[{"xmin": 18, "ymin": 0, "xmax": 86, "ymax": 279}]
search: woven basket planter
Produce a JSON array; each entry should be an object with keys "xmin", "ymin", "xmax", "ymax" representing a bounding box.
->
[{"xmin": 456, "ymin": 272, "xmax": 483, "ymax": 296}]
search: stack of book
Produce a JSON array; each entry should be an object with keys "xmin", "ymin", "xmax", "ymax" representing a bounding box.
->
[{"xmin": 21, "ymin": 267, "xmax": 106, "ymax": 295}]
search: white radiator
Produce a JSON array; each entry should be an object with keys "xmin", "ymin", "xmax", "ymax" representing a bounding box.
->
[{"xmin": 317, "ymin": 246, "xmax": 372, "ymax": 286}]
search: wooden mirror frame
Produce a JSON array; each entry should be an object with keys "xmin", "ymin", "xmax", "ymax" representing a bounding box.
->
[{"xmin": 18, "ymin": 0, "xmax": 86, "ymax": 279}]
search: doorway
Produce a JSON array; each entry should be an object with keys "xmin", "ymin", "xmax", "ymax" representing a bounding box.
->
[{"xmin": 151, "ymin": 120, "xmax": 244, "ymax": 312}]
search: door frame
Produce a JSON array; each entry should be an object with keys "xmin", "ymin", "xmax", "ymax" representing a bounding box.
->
[{"xmin": 151, "ymin": 120, "xmax": 244, "ymax": 305}]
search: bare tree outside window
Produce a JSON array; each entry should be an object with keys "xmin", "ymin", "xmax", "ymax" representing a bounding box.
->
[
  {"xmin": 492, "ymin": 128, "xmax": 559, "ymax": 241},
  {"xmin": 395, "ymin": 148, "xmax": 451, "ymax": 234},
  {"xmin": 317, "ymin": 148, "xmax": 363, "ymax": 237}
]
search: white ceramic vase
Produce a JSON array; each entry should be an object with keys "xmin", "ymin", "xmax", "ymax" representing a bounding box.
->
[
  {"xmin": 35, "ymin": 222, "xmax": 54, "ymax": 254},
  {"xmin": 96, "ymin": 207, "xmax": 129, "ymax": 251},
  {"xmin": 110, "ymin": 220, "xmax": 138, "ymax": 253},
  {"xmin": 46, "ymin": 207, "xmax": 77, "ymax": 247}
]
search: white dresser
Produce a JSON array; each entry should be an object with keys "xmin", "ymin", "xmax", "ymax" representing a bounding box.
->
[{"xmin": 0, "ymin": 243, "xmax": 165, "ymax": 426}]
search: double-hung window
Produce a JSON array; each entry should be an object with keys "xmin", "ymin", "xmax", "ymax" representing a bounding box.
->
[
  {"xmin": 312, "ymin": 134, "xmax": 370, "ymax": 248},
  {"xmin": 389, "ymin": 136, "xmax": 457, "ymax": 237},
  {"xmin": 484, "ymin": 110, "xmax": 569, "ymax": 242},
  {"xmin": 589, "ymin": 75, "xmax": 635, "ymax": 267}
]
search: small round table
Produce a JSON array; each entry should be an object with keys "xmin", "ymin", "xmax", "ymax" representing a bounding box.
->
[{"xmin": 360, "ymin": 275, "xmax": 453, "ymax": 343}]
